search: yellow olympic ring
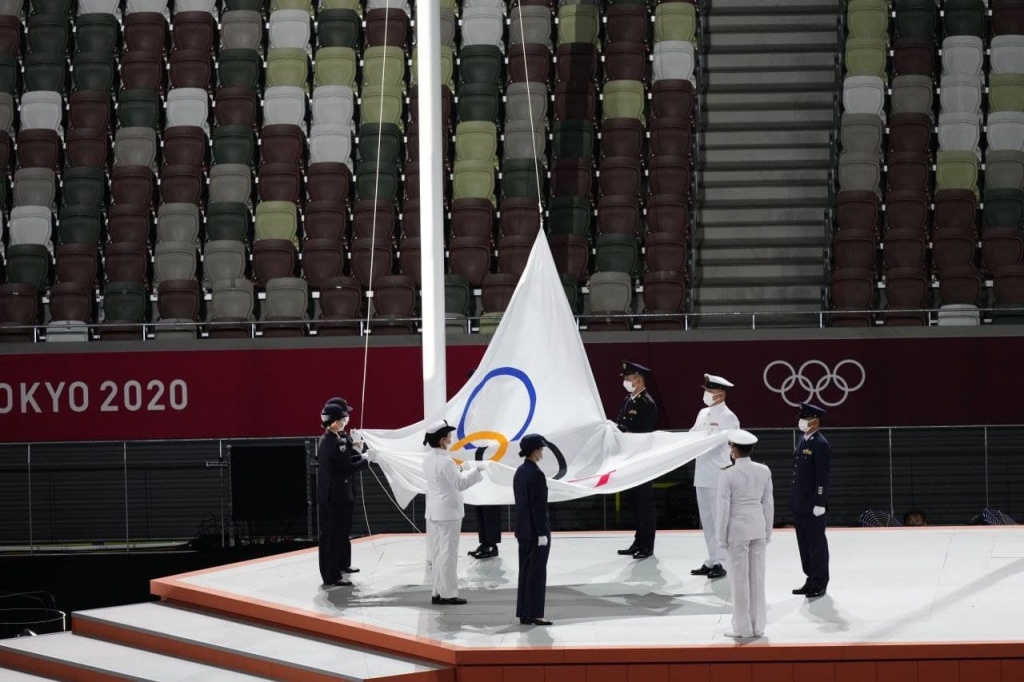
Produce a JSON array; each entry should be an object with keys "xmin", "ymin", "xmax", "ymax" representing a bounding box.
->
[{"xmin": 449, "ymin": 430, "xmax": 509, "ymax": 465}]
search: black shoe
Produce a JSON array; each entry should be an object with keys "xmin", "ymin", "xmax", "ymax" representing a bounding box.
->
[
  {"xmin": 474, "ymin": 545, "xmax": 499, "ymax": 559},
  {"xmin": 431, "ymin": 595, "xmax": 441, "ymax": 604},
  {"xmin": 322, "ymin": 578, "xmax": 352, "ymax": 587},
  {"xmin": 519, "ymin": 617, "xmax": 553, "ymax": 626},
  {"xmin": 707, "ymin": 564, "xmax": 727, "ymax": 579},
  {"xmin": 617, "ymin": 545, "xmax": 640, "ymax": 556},
  {"xmin": 341, "ymin": 567, "xmax": 359, "ymax": 573},
  {"xmin": 792, "ymin": 583, "xmax": 811, "ymax": 595},
  {"xmin": 691, "ymin": 564, "xmax": 712, "ymax": 576},
  {"xmin": 468, "ymin": 544, "xmax": 488, "ymax": 558},
  {"xmin": 632, "ymin": 549, "xmax": 653, "ymax": 559},
  {"xmin": 435, "ymin": 597, "xmax": 467, "ymax": 605},
  {"xmin": 806, "ymin": 586, "xmax": 827, "ymax": 598}
]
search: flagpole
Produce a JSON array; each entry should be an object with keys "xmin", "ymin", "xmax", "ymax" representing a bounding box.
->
[{"xmin": 417, "ymin": 0, "xmax": 447, "ymax": 419}]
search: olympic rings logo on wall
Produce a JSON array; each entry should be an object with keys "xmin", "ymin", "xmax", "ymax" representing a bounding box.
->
[
  {"xmin": 763, "ymin": 359, "xmax": 866, "ymax": 408},
  {"xmin": 450, "ymin": 366, "xmax": 567, "ymax": 479}
]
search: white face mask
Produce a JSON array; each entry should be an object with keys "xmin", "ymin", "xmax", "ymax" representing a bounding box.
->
[
  {"xmin": 798, "ymin": 419, "xmax": 811, "ymax": 433},
  {"xmin": 703, "ymin": 391, "xmax": 715, "ymax": 407},
  {"xmin": 623, "ymin": 380, "xmax": 635, "ymax": 393}
]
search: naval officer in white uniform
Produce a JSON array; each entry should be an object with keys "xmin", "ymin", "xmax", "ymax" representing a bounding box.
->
[
  {"xmin": 690, "ymin": 374, "xmax": 740, "ymax": 579},
  {"xmin": 715, "ymin": 429, "xmax": 774, "ymax": 639},
  {"xmin": 422, "ymin": 421, "xmax": 485, "ymax": 605}
]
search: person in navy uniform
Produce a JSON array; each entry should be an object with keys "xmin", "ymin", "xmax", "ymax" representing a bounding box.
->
[
  {"xmin": 514, "ymin": 434, "xmax": 553, "ymax": 626},
  {"xmin": 316, "ymin": 399, "xmax": 373, "ymax": 588},
  {"xmin": 790, "ymin": 403, "xmax": 831, "ymax": 599},
  {"xmin": 614, "ymin": 361, "xmax": 660, "ymax": 559}
]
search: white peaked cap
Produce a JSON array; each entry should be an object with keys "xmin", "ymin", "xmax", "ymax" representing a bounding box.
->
[
  {"xmin": 727, "ymin": 429, "xmax": 758, "ymax": 446},
  {"xmin": 704, "ymin": 374, "xmax": 735, "ymax": 388},
  {"xmin": 426, "ymin": 420, "xmax": 455, "ymax": 436}
]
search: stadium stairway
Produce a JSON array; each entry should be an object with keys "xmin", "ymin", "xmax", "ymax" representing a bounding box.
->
[
  {"xmin": 0, "ymin": 601, "xmax": 452, "ymax": 681},
  {"xmin": 695, "ymin": 0, "xmax": 840, "ymax": 327}
]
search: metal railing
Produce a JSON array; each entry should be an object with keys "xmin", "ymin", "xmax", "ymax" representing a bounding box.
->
[
  {"xmin": 6, "ymin": 301, "xmax": 1024, "ymax": 341},
  {"xmin": 4, "ymin": 424, "xmax": 1024, "ymax": 551}
]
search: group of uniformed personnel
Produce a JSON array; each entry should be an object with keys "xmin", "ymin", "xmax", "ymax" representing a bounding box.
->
[
  {"xmin": 614, "ymin": 361, "xmax": 832, "ymax": 638},
  {"xmin": 315, "ymin": 360, "xmax": 833, "ymax": 635}
]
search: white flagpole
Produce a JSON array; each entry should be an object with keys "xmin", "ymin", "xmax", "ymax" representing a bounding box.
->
[{"xmin": 416, "ymin": 0, "xmax": 447, "ymax": 419}]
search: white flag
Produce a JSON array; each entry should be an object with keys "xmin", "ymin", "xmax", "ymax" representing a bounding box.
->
[{"xmin": 357, "ymin": 234, "xmax": 728, "ymax": 507}]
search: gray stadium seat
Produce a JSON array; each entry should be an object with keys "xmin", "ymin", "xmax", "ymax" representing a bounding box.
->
[
  {"xmin": 221, "ymin": 10, "xmax": 263, "ymax": 50},
  {"xmin": 154, "ymin": 240, "xmax": 198, "ymax": 286},
  {"xmin": 202, "ymin": 240, "xmax": 247, "ymax": 289},
  {"xmin": 156, "ymin": 203, "xmax": 201, "ymax": 243},
  {"xmin": 209, "ymin": 163, "xmax": 253, "ymax": 205},
  {"xmin": 114, "ymin": 127, "xmax": 158, "ymax": 170}
]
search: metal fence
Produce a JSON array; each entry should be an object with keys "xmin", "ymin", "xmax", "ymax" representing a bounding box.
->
[{"xmin": 2, "ymin": 424, "xmax": 1022, "ymax": 552}]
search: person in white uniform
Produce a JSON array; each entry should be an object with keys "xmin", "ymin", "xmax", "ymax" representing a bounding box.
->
[
  {"xmin": 715, "ymin": 429, "xmax": 774, "ymax": 639},
  {"xmin": 690, "ymin": 374, "xmax": 740, "ymax": 580},
  {"xmin": 422, "ymin": 420, "xmax": 485, "ymax": 605}
]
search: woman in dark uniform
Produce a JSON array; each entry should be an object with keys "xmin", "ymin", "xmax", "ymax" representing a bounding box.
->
[
  {"xmin": 514, "ymin": 433, "xmax": 553, "ymax": 626},
  {"xmin": 317, "ymin": 399, "xmax": 370, "ymax": 587}
]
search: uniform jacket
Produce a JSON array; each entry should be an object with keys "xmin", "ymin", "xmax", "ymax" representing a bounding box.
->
[
  {"xmin": 316, "ymin": 430, "xmax": 369, "ymax": 505},
  {"xmin": 691, "ymin": 402, "xmax": 740, "ymax": 488},
  {"xmin": 714, "ymin": 457, "xmax": 774, "ymax": 547},
  {"xmin": 790, "ymin": 430, "xmax": 831, "ymax": 514},
  {"xmin": 514, "ymin": 458, "xmax": 550, "ymax": 540},
  {"xmin": 422, "ymin": 448, "xmax": 484, "ymax": 521},
  {"xmin": 615, "ymin": 389, "xmax": 658, "ymax": 434}
]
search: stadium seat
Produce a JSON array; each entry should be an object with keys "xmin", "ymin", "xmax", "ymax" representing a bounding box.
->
[
  {"xmin": 153, "ymin": 240, "xmax": 197, "ymax": 286},
  {"xmin": 301, "ymin": 239, "xmax": 345, "ymax": 288},
  {"xmin": 505, "ymin": 82, "xmax": 549, "ymax": 126},
  {"xmin": 54, "ymin": 243, "xmax": 99, "ymax": 285},
  {"xmin": 209, "ymin": 164, "xmax": 253, "ymax": 205},
  {"xmin": 156, "ymin": 203, "xmax": 201, "ymax": 244},
  {"xmin": 206, "ymin": 202, "xmax": 252, "ymax": 242},
  {"xmin": 207, "ymin": 277, "xmax": 255, "ymax": 339},
  {"xmin": 985, "ymin": 149, "xmax": 1024, "ymax": 189},
  {"xmin": 203, "ymin": 240, "xmax": 249, "ymax": 290},
  {"xmin": 304, "ymin": 201, "xmax": 348, "ymax": 241},
  {"xmin": 884, "ymin": 227, "xmax": 928, "ymax": 269},
  {"xmin": 252, "ymin": 238, "xmax": 297, "ymax": 287}
]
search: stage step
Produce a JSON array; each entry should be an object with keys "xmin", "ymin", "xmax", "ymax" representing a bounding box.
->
[
  {"xmin": 0, "ymin": 668, "xmax": 58, "ymax": 681},
  {"xmin": 0, "ymin": 631, "xmax": 271, "ymax": 681},
  {"xmin": 73, "ymin": 602, "xmax": 451, "ymax": 682}
]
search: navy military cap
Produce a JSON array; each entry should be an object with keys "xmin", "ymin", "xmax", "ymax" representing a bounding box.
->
[
  {"xmin": 519, "ymin": 433, "xmax": 548, "ymax": 457},
  {"xmin": 799, "ymin": 403, "xmax": 827, "ymax": 418},
  {"xmin": 621, "ymin": 361, "xmax": 652, "ymax": 378},
  {"xmin": 326, "ymin": 397, "xmax": 353, "ymax": 415},
  {"xmin": 321, "ymin": 403, "xmax": 345, "ymax": 426}
]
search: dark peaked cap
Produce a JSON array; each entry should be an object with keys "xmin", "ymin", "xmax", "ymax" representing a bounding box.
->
[{"xmin": 621, "ymin": 361, "xmax": 652, "ymax": 377}]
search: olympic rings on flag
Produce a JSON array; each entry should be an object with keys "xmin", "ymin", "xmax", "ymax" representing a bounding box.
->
[
  {"xmin": 456, "ymin": 366, "xmax": 537, "ymax": 448},
  {"xmin": 450, "ymin": 430, "xmax": 510, "ymax": 464}
]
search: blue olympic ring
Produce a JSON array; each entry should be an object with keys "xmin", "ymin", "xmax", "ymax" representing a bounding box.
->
[{"xmin": 457, "ymin": 366, "xmax": 537, "ymax": 449}]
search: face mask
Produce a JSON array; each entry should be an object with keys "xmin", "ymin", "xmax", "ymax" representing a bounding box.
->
[
  {"xmin": 623, "ymin": 380, "xmax": 635, "ymax": 393},
  {"xmin": 703, "ymin": 391, "xmax": 715, "ymax": 406},
  {"xmin": 798, "ymin": 419, "xmax": 810, "ymax": 433}
]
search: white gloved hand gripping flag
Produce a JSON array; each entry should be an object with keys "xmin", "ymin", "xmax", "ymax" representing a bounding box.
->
[{"xmin": 357, "ymin": 234, "xmax": 728, "ymax": 507}]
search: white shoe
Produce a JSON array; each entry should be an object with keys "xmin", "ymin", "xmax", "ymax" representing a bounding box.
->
[
  {"xmin": 753, "ymin": 632, "xmax": 764, "ymax": 638},
  {"xmin": 725, "ymin": 631, "xmax": 754, "ymax": 638}
]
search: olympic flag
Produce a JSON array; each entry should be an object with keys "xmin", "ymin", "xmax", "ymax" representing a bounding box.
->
[{"xmin": 356, "ymin": 234, "xmax": 729, "ymax": 507}]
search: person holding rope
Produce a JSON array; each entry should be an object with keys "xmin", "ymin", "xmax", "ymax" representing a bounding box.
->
[
  {"xmin": 423, "ymin": 420, "xmax": 486, "ymax": 605},
  {"xmin": 317, "ymin": 398, "xmax": 374, "ymax": 588}
]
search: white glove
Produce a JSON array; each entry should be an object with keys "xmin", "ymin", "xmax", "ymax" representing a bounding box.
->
[
  {"xmin": 365, "ymin": 449, "xmax": 379, "ymax": 463},
  {"xmin": 813, "ymin": 506, "xmax": 826, "ymax": 517},
  {"xmin": 538, "ymin": 535, "xmax": 549, "ymax": 547}
]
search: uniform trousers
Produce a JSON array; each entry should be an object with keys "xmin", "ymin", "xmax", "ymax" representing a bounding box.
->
[
  {"xmin": 318, "ymin": 499, "xmax": 354, "ymax": 584},
  {"xmin": 425, "ymin": 520, "xmax": 437, "ymax": 566},
  {"xmin": 516, "ymin": 538, "xmax": 550, "ymax": 619},
  {"xmin": 696, "ymin": 486, "xmax": 726, "ymax": 567},
  {"xmin": 629, "ymin": 481, "xmax": 657, "ymax": 551},
  {"xmin": 726, "ymin": 538, "xmax": 767, "ymax": 637},
  {"xmin": 426, "ymin": 518, "xmax": 462, "ymax": 598},
  {"xmin": 794, "ymin": 513, "xmax": 829, "ymax": 588},
  {"xmin": 475, "ymin": 505, "xmax": 502, "ymax": 545}
]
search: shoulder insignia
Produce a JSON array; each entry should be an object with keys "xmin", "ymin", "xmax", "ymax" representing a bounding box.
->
[
  {"xmin": 802, "ymin": 449, "xmax": 813, "ymax": 455},
  {"xmin": 628, "ymin": 410, "xmax": 637, "ymax": 415}
]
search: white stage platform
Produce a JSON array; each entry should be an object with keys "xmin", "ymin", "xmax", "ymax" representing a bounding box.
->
[
  {"xmin": 154, "ymin": 528, "xmax": 1024, "ymax": 651},
  {"xmin": 5, "ymin": 528, "xmax": 1024, "ymax": 682}
]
